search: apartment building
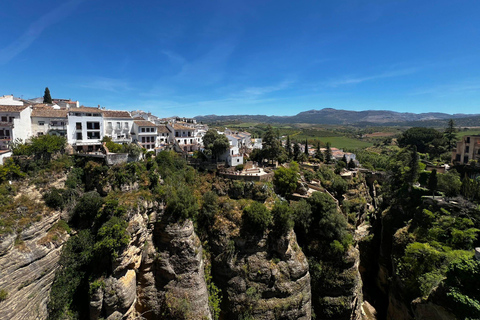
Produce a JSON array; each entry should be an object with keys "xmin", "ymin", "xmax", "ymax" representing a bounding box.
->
[
  {"xmin": 31, "ymin": 107, "xmax": 68, "ymax": 137},
  {"xmin": 0, "ymin": 105, "xmax": 32, "ymax": 150},
  {"xmin": 132, "ymin": 120, "xmax": 157, "ymax": 150},
  {"xmin": 452, "ymin": 135, "xmax": 480, "ymax": 164},
  {"xmin": 67, "ymin": 107, "xmax": 104, "ymax": 152},
  {"xmin": 103, "ymin": 110, "xmax": 133, "ymax": 143},
  {"xmin": 168, "ymin": 123, "xmax": 198, "ymax": 152}
]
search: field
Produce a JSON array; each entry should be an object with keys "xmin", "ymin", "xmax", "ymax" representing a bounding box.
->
[{"xmin": 457, "ymin": 128, "xmax": 480, "ymax": 138}]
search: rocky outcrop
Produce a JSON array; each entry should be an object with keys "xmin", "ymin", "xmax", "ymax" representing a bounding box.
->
[
  {"xmin": 214, "ymin": 230, "xmax": 312, "ymax": 320},
  {"xmin": 0, "ymin": 212, "xmax": 68, "ymax": 320}
]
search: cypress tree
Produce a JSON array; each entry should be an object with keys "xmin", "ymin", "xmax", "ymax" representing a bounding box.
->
[
  {"xmin": 43, "ymin": 87, "xmax": 52, "ymax": 104},
  {"xmin": 325, "ymin": 142, "xmax": 332, "ymax": 164},
  {"xmin": 286, "ymin": 135, "xmax": 292, "ymax": 159},
  {"xmin": 428, "ymin": 169, "xmax": 437, "ymax": 198},
  {"xmin": 304, "ymin": 139, "xmax": 309, "ymax": 157}
]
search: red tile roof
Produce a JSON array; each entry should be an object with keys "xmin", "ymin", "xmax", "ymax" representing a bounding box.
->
[
  {"xmin": 103, "ymin": 110, "xmax": 132, "ymax": 118},
  {"xmin": 134, "ymin": 120, "xmax": 156, "ymax": 127}
]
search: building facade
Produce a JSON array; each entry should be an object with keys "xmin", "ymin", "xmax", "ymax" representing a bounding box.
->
[{"xmin": 452, "ymin": 135, "xmax": 480, "ymax": 164}]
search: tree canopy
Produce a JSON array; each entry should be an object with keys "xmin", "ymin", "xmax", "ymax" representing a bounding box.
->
[
  {"xmin": 203, "ymin": 129, "xmax": 230, "ymax": 160},
  {"xmin": 43, "ymin": 87, "xmax": 52, "ymax": 104}
]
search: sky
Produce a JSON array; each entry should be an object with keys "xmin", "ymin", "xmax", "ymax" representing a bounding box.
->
[{"xmin": 1, "ymin": 0, "xmax": 480, "ymax": 117}]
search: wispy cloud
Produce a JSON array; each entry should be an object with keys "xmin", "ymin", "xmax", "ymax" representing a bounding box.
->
[
  {"xmin": 411, "ymin": 81, "xmax": 480, "ymax": 96},
  {"xmin": 79, "ymin": 77, "xmax": 132, "ymax": 92},
  {"xmin": 161, "ymin": 50, "xmax": 186, "ymax": 66},
  {"xmin": 0, "ymin": 0, "xmax": 84, "ymax": 65},
  {"xmin": 175, "ymin": 42, "xmax": 236, "ymax": 85},
  {"xmin": 325, "ymin": 67, "xmax": 418, "ymax": 87},
  {"xmin": 241, "ymin": 79, "xmax": 295, "ymax": 97}
]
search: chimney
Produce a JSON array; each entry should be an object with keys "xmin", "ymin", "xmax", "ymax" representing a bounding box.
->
[{"xmin": 98, "ymin": 105, "xmax": 100, "ymax": 109}]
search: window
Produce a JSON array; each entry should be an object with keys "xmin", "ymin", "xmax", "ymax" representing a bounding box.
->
[
  {"xmin": 466, "ymin": 137, "xmax": 470, "ymax": 143},
  {"xmin": 39, "ymin": 121, "xmax": 45, "ymax": 126},
  {"xmin": 116, "ymin": 122, "xmax": 121, "ymax": 129},
  {"xmin": 5, "ymin": 130, "xmax": 9, "ymax": 137},
  {"xmin": 141, "ymin": 128, "xmax": 145, "ymax": 133},
  {"xmin": 466, "ymin": 146, "xmax": 470, "ymax": 153},
  {"xmin": 464, "ymin": 156, "xmax": 469, "ymax": 163},
  {"xmin": 87, "ymin": 122, "xmax": 100, "ymax": 130},
  {"xmin": 175, "ymin": 132, "xmax": 179, "ymax": 137},
  {"xmin": 87, "ymin": 131, "xmax": 100, "ymax": 139},
  {"xmin": 75, "ymin": 113, "xmax": 81, "ymax": 116},
  {"xmin": 76, "ymin": 132, "xmax": 83, "ymax": 140},
  {"xmin": 142, "ymin": 137, "xmax": 146, "ymax": 143},
  {"xmin": 9, "ymin": 117, "xmax": 14, "ymax": 122},
  {"xmin": 124, "ymin": 122, "xmax": 129, "ymax": 129},
  {"xmin": 38, "ymin": 132, "xmax": 44, "ymax": 136},
  {"xmin": 76, "ymin": 122, "xmax": 82, "ymax": 130},
  {"xmin": 1, "ymin": 116, "xmax": 6, "ymax": 122},
  {"xmin": 107, "ymin": 122, "xmax": 112, "ymax": 130},
  {"xmin": 237, "ymin": 159, "xmax": 240, "ymax": 163}
]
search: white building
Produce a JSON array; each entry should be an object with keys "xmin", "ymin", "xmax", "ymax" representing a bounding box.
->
[
  {"xmin": 103, "ymin": 110, "xmax": 133, "ymax": 144},
  {"xmin": 0, "ymin": 95, "xmax": 24, "ymax": 106},
  {"xmin": 156, "ymin": 125, "xmax": 171, "ymax": 146},
  {"xmin": 252, "ymin": 138, "xmax": 263, "ymax": 149},
  {"xmin": 0, "ymin": 105, "xmax": 32, "ymax": 151},
  {"xmin": 67, "ymin": 106, "xmax": 104, "ymax": 152},
  {"xmin": 31, "ymin": 107, "xmax": 68, "ymax": 137},
  {"xmin": 168, "ymin": 123, "xmax": 198, "ymax": 152},
  {"xmin": 219, "ymin": 144, "xmax": 244, "ymax": 167},
  {"xmin": 132, "ymin": 120, "xmax": 157, "ymax": 150}
]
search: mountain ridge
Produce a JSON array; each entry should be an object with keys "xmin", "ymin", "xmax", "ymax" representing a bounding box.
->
[{"xmin": 195, "ymin": 107, "xmax": 480, "ymax": 126}]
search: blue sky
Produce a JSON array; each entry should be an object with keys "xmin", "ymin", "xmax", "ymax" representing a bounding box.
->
[{"xmin": 1, "ymin": 0, "xmax": 480, "ymax": 117}]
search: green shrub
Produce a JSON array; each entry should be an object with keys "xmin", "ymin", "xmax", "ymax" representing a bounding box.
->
[
  {"xmin": 43, "ymin": 188, "xmax": 65, "ymax": 210},
  {"xmin": 0, "ymin": 289, "xmax": 8, "ymax": 301},
  {"xmin": 242, "ymin": 201, "xmax": 271, "ymax": 233},
  {"xmin": 271, "ymin": 201, "xmax": 294, "ymax": 235}
]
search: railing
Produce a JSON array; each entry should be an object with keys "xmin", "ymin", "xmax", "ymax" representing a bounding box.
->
[{"xmin": 0, "ymin": 136, "xmax": 11, "ymax": 141}]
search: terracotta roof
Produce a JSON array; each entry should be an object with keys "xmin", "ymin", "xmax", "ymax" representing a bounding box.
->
[
  {"xmin": 69, "ymin": 106, "xmax": 103, "ymax": 113},
  {"xmin": 134, "ymin": 120, "xmax": 156, "ymax": 127},
  {"xmin": 31, "ymin": 109, "xmax": 67, "ymax": 118},
  {"xmin": 103, "ymin": 110, "xmax": 132, "ymax": 118},
  {"xmin": 156, "ymin": 125, "xmax": 170, "ymax": 133},
  {"xmin": 0, "ymin": 105, "xmax": 28, "ymax": 112},
  {"xmin": 173, "ymin": 123, "xmax": 194, "ymax": 130}
]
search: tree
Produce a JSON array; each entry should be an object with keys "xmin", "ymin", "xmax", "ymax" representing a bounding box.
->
[
  {"xmin": 286, "ymin": 135, "xmax": 292, "ymax": 159},
  {"xmin": 315, "ymin": 142, "xmax": 324, "ymax": 162},
  {"xmin": 398, "ymin": 127, "xmax": 445, "ymax": 155},
  {"xmin": 30, "ymin": 134, "xmax": 66, "ymax": 164},
  {"xmin": 43, "ymin": 87, "xmax": 52, "ymax": 104},
  {"xmin": 271, "ymin": 201, "xmax": 294, "ymax": 235},
  {"xmin": 293, "ymin": 142, "xmax": 301, "ymax": 161},
  {"xmin": 444, "ymin": 119, "xmax": 457, "ymax": 151},
  {"xmin": 273, "ymin": 162, "xmax": 299, "ymax": 197},
  {"xmin": 428, "ymin": 169, "xmax": 438, "ymax": 198},
  {"xmin": 437, "ymin": 170, "xmax": 461, "ymax": 197},
  {"xmin": 262, "ymin": 125, "xmax": 283, "ymax": 163},
  {"xmin": 242, "ymin": 201, "xmax": 272, "ymax": 233},
  {"xmin": 203, "ymin": 129, "xmax": 230, "ymax": 161},
  {"xmin": 304, "ymin": 139, "xmax": 309, "ymax": 157},
  {"xmin": 348, "ymin": 158, "xmax": 356, "ymax": 169},
  {"xmin": 406, "ymin": 145, "xmax": 419, "ymax": 189},
  {"xmin": 325, "ymin": 142, "xmax": 332, "ymax": 164}
]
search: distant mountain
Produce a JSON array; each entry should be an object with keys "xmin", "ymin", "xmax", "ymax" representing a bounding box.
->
[{"xmin": 195, "ymin": 108, "xmax": 480, "ymax": 126}]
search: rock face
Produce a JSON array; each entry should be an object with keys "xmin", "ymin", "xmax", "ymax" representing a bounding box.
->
[
  {"xmin": 0, "ymin": 212, "xmax": 69, "ymax": 320},
  {"xmin": 213, "ymin": 230, "xmax": 312, "ymax": 320},
  {"xmin": 89, "ymin": 202, "xmax": 212, "ymax": 320}
]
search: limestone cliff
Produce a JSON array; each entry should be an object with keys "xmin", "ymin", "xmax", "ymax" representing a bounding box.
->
[
  {"xmin": 212, "ymin": 230, "xmax": 312, "ymax": 320},
  {"xmin": 0, "ymin": 211, "xmax": 69, "ymax": 320}
]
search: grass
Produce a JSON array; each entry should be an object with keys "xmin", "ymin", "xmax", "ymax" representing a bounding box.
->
[
  {"xmin": 296, "ymin": 136, "xmax": 373, "ymax": 149},
  {"xmin": 457, "ymin": 129, "xmax": 480, "ymax": 138}
]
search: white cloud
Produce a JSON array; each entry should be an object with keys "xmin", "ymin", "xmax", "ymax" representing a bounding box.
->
[
  {"xmin": 325, "ymin": 67, "xmax": 418, "ymax": 87},
  {"xmin": 79, "ymin": 77, "xmax": 132, "ymax": 92},
  {"xmin": 0, "ymin": 0, "xmax": 84, "ymax": 65}
]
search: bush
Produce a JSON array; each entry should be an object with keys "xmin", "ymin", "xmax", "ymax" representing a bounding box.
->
[
  {"xmin": 0, "ymin": 289, "xmax": 8, "ymax": 301},
  {"xmin": 70, "ymin": 191, "xmax": 104, "ymax": 228},
  {"xmin": 43, "ymin": 188, "xmax": 65, "ymax": 210},
  {"xmin": 271, "ymin": 201, "xmax": 294, "ymax": 235},
  {"xmin": 242, "ymin": 201, "xmax": 272, "ymax": 233}
]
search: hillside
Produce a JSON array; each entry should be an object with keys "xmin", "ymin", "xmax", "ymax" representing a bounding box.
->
[{"xmin": 195, "ymin": 108, "xmax": 480, "ymax": 126}]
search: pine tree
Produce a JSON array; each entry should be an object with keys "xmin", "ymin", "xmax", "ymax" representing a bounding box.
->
[
  {"xmin": 348, "ymin": 158, "xmax": 356, "ymax": 169},
  {"xmin": 325, "ymin": 142, "xmax": 332, "ymax": 164},
  {"xmin": 428, "ymin": 169, "xmax": 437, "ymax": 198},
  {"xmin": 286, "ymin": 135, "xmax": 292, "ymax": 159},
  {"xmin": 444, "ymin": 119, "xmax": 457, "ymax": 151},
  {"xmin": 43, "ymin": 87, "xmax": 52, "ymax": 104}
]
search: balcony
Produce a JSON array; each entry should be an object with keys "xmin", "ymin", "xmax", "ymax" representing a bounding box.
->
[
  {"xmin": 0, "ymin": 122, "xmax": 14, "ymax": 128},
  {"xmin": 0, "ymin": 136, "xmax": 11, "ymax": 141}
]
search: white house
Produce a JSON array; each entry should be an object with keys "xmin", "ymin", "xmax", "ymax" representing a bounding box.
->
[
  {"xmin": 31, "ymin": 107, "xmax": 68, "ymax": 137},
  {"xmin": 0, "ymin": 95, "xmax": 24, "ymax": 106},
  {"xmin": 252, "ymin": 138, "xmax": 263, "ymax": 149},
  {"xmin": 156, "ymin": 124, "xmax": 171, "ymax": 146},
  {"xmin": 67, "ymin": 106, "xmax": 104, "ymax": 152},
  {"xmin": 0, "ymin": 105, "xmax": 32, "ymax": 151},
  {"xmin": 219, "ymin": 143, "xmax": 244, "ymax": 167},
  {"xmin": 132, "ymin": 120, "xmax": 157, "ymax": 150},
  {"xmin": 103, "ymin": 110, "xmax": 133, "ymax": 144},
  {"xmin": 167, "ymin": 123, "xmax": 198, "ymax": 152}
]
